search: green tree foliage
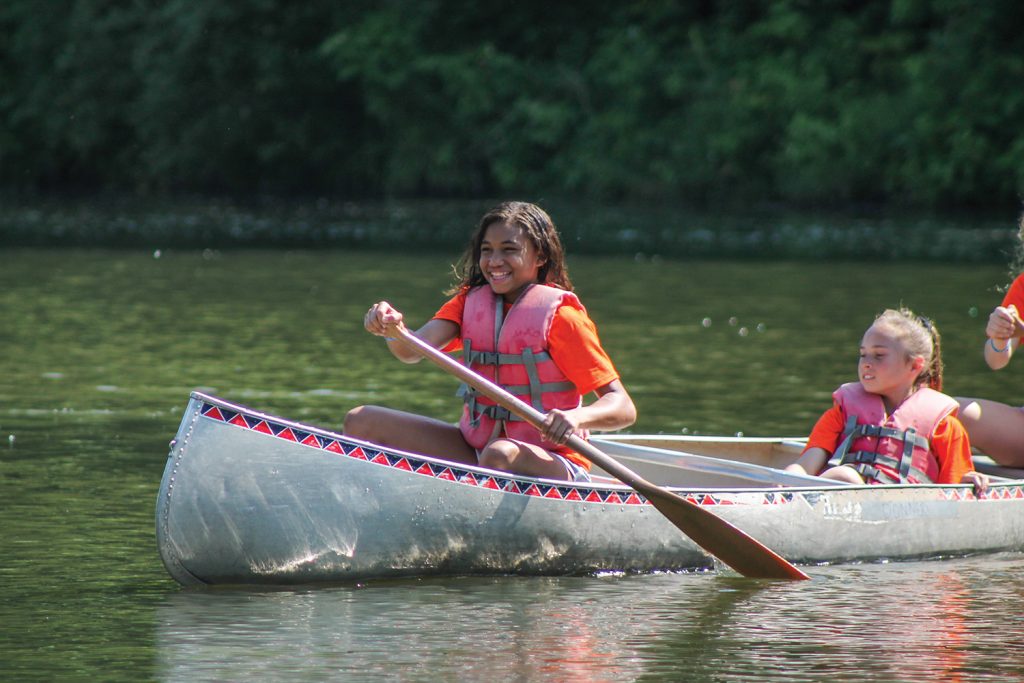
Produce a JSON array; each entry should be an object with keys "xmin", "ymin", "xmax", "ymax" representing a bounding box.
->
[{"xmin": 1, "ymin": 0, "xmax": 1022, "ymax": 207}]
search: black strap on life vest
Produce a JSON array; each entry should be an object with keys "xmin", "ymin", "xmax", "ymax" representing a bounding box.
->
[
  {"xmin": 458, "ymin": 298, "xmax": 574, "ymax": 427},
  {"xmin": 827, "ymin": 414, "xmax": 935, "ymax": 484}
]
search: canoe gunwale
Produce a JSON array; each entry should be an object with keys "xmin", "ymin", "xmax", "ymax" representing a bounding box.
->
[
  {"xmin": 183, "ymin": 391, "xmax": 656, "ymax": 495},
  {"xmin": 181, "ymin": 391, "xmax": 1022, "ymax": 497}
]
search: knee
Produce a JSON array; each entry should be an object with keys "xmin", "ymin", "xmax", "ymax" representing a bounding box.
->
[
  {"xmin": 343, "ymin": 405, "xmax": 380, "ymax": 439},
  {"xmin": 955, "ymin": 398, "xmax": 981, "ymax": 425},
  {"xmin": 822, "ymin": 465, "xmax": 863, "ymax": 485},
  {"xmin": 478, "ymin": 440, "xmax": 518, "ymax": 471}
]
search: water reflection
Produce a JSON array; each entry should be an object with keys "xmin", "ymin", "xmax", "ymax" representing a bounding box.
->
[
  {"xmin": 635, "ymin": 558, "xmax": 1022, "ymax": 682},
  {"xmin": 156, "ymin": 578, "xmax": 651, "ymax": 681},
  {"xmin": 154, "ymin": 556, "xmax": 1024, "ymax": 682}
]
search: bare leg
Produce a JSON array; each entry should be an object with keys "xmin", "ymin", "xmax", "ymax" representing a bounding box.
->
[
  {"xmin": 343, "ymin": 405, "xmax": 477, "ymax": 466},
  {"xmin": 956, "ymin": 397, "xmax": 1024, "ymax": 467},
  {"xmin": 478, "ymin": 439, "xmax": 574, "ymax": 480},
  {"xmin": 820, "ymin": 464, "xmax": 865, "ymax": 484}
]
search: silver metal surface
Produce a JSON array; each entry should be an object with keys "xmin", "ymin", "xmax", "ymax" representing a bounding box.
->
[{"xmin": 156, "ymin": 393, "xmax": 1024, "ymax": 585}]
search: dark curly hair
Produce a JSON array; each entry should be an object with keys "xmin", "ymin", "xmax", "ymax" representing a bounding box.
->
[{"xmin": 447, "ymin": 201, "xmax": 573, "ymax": 295}]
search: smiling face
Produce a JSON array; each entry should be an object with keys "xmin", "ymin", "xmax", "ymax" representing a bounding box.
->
[
  {"xmin": 478, "ymin": 221, "xmax": 546, "ymax": 303},
  {"xmin": 858, "ymin": 322, "xmax": 925, "ymax": 409}
]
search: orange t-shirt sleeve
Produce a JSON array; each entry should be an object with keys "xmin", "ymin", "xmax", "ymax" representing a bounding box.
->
[
  {"xmin": 433, "ymin": 290, "xmax": 467, "ymax": 353},
  {"xmin": 547, "ymin": 303, "xmax": 619, "ymax": 395},
  {"xmin": 933, "ymin": 415, "xmax": 974, "ymax": 485},
  {"xmin": 803, "ymin": 403, "xmax": 845, "ymax": 455}
]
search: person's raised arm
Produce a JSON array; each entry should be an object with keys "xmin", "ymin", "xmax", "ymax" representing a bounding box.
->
[{"xmin": 983, "ymin": 304, "xmax": 1022, "ymax": 370}]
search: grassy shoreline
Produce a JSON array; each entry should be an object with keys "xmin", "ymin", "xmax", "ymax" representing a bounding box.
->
[{"xmin": 1, "ymin": 196, "xmax": 1016, "ymax": 263}]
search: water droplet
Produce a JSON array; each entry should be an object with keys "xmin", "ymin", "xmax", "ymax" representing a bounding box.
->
[
  {"xmin": 728, "ymin": 317, "xmax": 738, "ymax": 326},
  {"xmin": 701, "ymin": 318, "xmax": 712, "ymax": 328},
  {"xmin": 968, "ymin": 306, "xmax": 979, "ymax": 318},
  {"xmin": 738, "ymin": 327, "xmax": 749, "ymax": 337},
  {"xmin": 7, "ymin": 434, "xmax": 14, "ymax": 446},
  {"xmin": 153, "ymin": 249, "xmax": 162, "ymax": 259},
  {"xmin": 756, "ymin": 323, "xmax": 766, "ymax": 333}
]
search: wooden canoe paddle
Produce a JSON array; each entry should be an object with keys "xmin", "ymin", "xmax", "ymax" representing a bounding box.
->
[{"xmin": 392, "ymin": 326, "xmax": 809, "ymax": 580}]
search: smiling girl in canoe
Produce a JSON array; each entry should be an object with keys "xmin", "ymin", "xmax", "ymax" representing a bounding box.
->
[
  {"xmin": 785, "ymin": 308, "xmax": 988, "ymax": 493},
  {"xmin": 345, "ymin": 201, "xmax": 637, "ymax": 482}
]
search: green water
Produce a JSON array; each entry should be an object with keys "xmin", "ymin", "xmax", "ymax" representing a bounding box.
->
[{"xmin": 2, "ymin": 246, "xmax": 1022, "ymax": 681}]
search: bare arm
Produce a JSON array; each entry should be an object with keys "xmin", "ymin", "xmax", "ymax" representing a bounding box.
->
[
  {"xmin": 984, "ymin": 304, "xmax": 1023, "ymax": 370},
  {"xmin": 784, "ymin": 447, "xmax": 829, "ymax": 477}
]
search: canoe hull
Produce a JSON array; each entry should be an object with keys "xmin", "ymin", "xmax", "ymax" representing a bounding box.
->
[{"xmin": 156, "ymin": 393, "xmax": 1024, "ymax": 585}]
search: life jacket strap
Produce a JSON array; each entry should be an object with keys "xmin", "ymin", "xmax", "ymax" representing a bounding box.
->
[
  {"xmin": 843, "ymin": 451, "xmax": 933, "ymax": 484},
  {"xmin": 459, "ymin": 380, "xmax": 574, "ymax": 397},
  {"xmin": 458, "ymin": 332, "xmax": 573, "ymax": 425},
  {"xmin": 460, "ymin": 338, "xmax": 482, "ymax": 428},
  {"xmin": 463, "ymin": 349, "xmax": 556, "ymax": 366},
  {"xmin": 829, "ymin": 414, "xmax": 861, "ymax": 466},
  {"xmin": 472, "ymin": 403, "xmax": 521, "ymax": 423},
  {"xmin": 848, "ymin": 423, "xmax": 929, "ymax": 450},
  {"xmin": 827, "ymin": 414, "xmax": 932, "ymax": 484}
]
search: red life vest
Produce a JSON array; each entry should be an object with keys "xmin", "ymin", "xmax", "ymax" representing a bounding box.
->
[
  {"xmin": 827, "ymin": 382, "xmax": 957, "ymax": 484},
  {"xmin": 457, "ymin": 284, "xmax": 583, "ymax": 455}
]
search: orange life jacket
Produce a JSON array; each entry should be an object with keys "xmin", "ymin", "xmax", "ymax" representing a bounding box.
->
[
  {"xmin": 827, "ymin": 382, "xmax": 957, "ymax": 484},
  {"xmin": 457, "ymin": 284, "xmax": 582, "ymax": 456}
]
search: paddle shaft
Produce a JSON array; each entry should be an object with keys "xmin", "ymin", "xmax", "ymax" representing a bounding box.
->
[{"xmin": 392, "ymin": 327, "xmax": 809, "ymax": 580}]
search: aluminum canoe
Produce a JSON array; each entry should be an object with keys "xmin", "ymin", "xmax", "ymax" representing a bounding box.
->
[{"xmin": 156, "ymin": 392, "xmax": 1024, "ymax": 585}]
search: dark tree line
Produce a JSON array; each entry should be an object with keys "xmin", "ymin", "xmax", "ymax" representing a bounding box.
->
[{"xmin": 2, "ymin": 0, "xmax": 1022, "ymax": 209}]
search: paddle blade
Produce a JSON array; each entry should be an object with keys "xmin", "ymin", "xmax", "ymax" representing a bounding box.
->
[{"xmin": 644, "ymin": 488, "xmax": 809, "ymax": 580}]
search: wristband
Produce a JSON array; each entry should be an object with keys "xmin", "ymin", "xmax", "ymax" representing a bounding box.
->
[
  {"xmin": 385, "ymin": 337, "xmax": 397, "ymax": 342},
  {"xmin": 989, "ymin": 338, "xmax": 1010, "ymax": 353}
]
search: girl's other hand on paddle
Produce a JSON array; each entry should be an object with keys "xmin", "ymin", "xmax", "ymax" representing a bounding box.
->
[
  {"xmin": 365, "ymin": 301, "xmax": 405, "ymax": 337},
  {"xmin": 542, "ymin": 409, "xmax": 583, "ymax": 445}
]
